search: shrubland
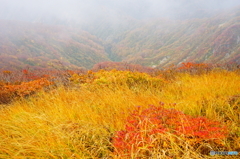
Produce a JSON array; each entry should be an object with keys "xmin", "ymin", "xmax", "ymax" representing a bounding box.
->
[{"xmin": 0, "ymin": 63, "xmax": 239, "ymax": 158}]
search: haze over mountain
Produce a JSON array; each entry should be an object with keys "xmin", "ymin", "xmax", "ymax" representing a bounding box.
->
[{"xmin": 0, "ymin": 0, "xmax": 240, "ymax": 70}]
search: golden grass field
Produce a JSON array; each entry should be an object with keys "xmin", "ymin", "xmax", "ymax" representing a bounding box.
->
[{"xmin": 0, "ymin": 67, "xmax": 239, "ymax": 158}]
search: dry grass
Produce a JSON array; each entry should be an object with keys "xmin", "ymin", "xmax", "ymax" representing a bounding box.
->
[{"xmin": 0, "ymin": 69, "xmax": 239, "ymax": 158}]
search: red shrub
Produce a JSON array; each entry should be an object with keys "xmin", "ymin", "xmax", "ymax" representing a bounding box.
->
[
  {"xmin": 178, "ymin": 62, "xmax": 209, "ymax": 70},
  {"xmin": 112, "ymin": 104, "xmax": 228, "ymax": 156}
]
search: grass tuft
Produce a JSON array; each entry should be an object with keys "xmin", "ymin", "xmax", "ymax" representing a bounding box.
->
[{"xmin": 0, "ymin": 68, "xmax": 239, "ymax": 158}]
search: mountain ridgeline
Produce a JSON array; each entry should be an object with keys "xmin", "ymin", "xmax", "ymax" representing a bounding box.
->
[{"xmin": 0, "ymin": 6, "xmax": 239, "ymax": 70}]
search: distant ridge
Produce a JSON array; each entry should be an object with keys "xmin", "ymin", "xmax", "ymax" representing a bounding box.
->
[{"xmin": 0, "ymin": 6, "xmax": 239, "ymax": 70}]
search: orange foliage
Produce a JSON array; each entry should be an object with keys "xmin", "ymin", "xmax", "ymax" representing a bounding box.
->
[
  {"xmin": 0, "ymin": 78, "xmax": 52, "ymax": 104},
  {"xmin": 2, "ymin": 70, "xmax": 12, "ymax": 75}
]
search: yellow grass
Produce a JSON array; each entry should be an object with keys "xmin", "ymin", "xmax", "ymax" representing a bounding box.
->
[{"xmin": 0, "ymin": 69, "xmax": 239, "ymax": 158}]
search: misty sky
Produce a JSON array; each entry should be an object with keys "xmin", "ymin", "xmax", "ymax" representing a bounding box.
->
[{"xmin": 0, "ymin": 0, "xmax": 240, "ymax": 23}]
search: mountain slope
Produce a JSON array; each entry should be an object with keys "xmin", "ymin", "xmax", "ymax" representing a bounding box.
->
[
  {"xmin": 110, "ymin": 7, "xmax": 240, "ymax": 68},
  {"xmin": 0, "ymin": 20, "xmax": 109, "ymax": 70},
  {"xmin": 0, "ymin": 6, "xmax": 240, "ymax": 70}
]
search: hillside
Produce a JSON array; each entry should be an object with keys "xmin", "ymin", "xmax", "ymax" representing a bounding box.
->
[
  {"xmin": 0, "ymin": 20, "xmax": 109, "ymax": 70},
  {"xmin": 0, "ymin": 1, "xmax": 240, "ymax": 158},
  {"xmin": 109, "ymin": 7, "xmax": 240, "ymax": 68},
  {"xmin": 0, "ymin": 5, "xmax": 240, "ymax": 70},
  {"xmin": 0, "ymin": 67, "xmax": 239, "ymax": 158}
]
